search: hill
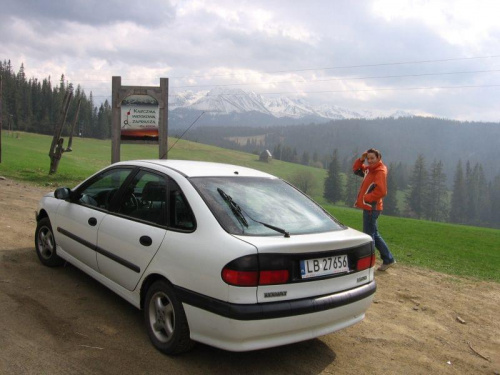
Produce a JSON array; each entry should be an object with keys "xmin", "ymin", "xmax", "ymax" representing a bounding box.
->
[
  {"xmin": 0, "ymin": 131, "xmax": 327, "ymax": 195},
  {"xmin": 182, "ymin": 116, "xmax": 500, "ymax": 184},
  {"xmin": 1, "ymin": 131, "xmax": 499, "ymax": 283}
]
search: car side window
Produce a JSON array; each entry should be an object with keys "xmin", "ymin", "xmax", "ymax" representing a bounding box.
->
[
  {"xmin": 78, "ymin": 168, "xmax": 133, "ymax": 210},
  {"xmin": 117, "ymin": 171, "xmax": 167, "ymax": 226},
  {"xmin": 168, "ymin": 179, "xmax": 195, "ymax": 231}
]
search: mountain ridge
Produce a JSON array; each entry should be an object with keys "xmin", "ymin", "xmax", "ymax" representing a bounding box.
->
[{"xmin": 169, "ymin": 88, "xmax": 414, "ymax": 127}]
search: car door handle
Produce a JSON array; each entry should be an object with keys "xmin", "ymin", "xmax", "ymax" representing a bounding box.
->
[
  {"xmin": 88, "ymin": 217, "xmax": 98, "ymax": 226},
  {"xmin": 140, "ymin": 236, "xmax": 152, "ymax": 247}
]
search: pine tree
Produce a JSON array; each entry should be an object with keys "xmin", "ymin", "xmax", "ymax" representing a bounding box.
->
[
  {"xmin": 466, "ymin": 163, "xmax": 489, "ymax": 225},
  {"xmin": 450, "ymin": 160, "xmax": 467, "ymax": 224},
  {"xmin": 323, "ymin": 149, "xmax": 343, "ymax": 203},
  {"xmin": 384, "ymin": 163, "xmax": 399, "ymax": 216},
  {"xmin": 476, "ymin": 164, "xmax": 489, "ymax": 225},
  {"xmin": 394, "ymin": 162, "xmax": 409, "ymax": 190},
  {"xmin": 489, "ymin": 175, "xmax": 500, "ymax": 227},
  {"xmin": 273, "ymin": 144, "xmax": 282, "ymax": 160},
  {"xmin": 301, "ymin": 151, "xmax": 310, "ymax": 166},
  {"xmin": 465, "ymin": 161, "xmax": 477, "ymax": 224},
  {"xmin": 405, "ymin": 154, "xmax": 428, "ymax": 219},
  {"xmin": 344, "ymin": 151, "xmax": 360, "ymax": 208},
  {"xmin": 425, "ymin": 160, "xmax": 448, "ymax": 221}
]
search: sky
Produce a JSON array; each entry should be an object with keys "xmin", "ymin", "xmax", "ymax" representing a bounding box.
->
[{"xmin": 2, "ymin": 0, "xmax": 500, "ymax": 122}]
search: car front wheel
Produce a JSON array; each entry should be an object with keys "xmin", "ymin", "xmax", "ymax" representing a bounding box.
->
[
  {"xmin": 35, "ymin": 217, "xmax": 64, "ymax": 267},
  {"xmin": 144, "ymin": 280, "xmax": 194, "ymax": 355}
]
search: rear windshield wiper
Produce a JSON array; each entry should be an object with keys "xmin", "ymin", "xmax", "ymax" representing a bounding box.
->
[
  {"xmin": 217, "ymin": 188, "xmax": 290, "ymax": 238},
  {"xmin": 217, "ymin": 188, "xmax": 248, "ymax": 227}
]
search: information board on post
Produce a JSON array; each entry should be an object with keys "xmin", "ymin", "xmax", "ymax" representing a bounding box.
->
[
  {"xmin": 111, "ymin": 77, "xmax": 168, "ymax": 163},
  {"xmin": 120, "ymin": 95, "xmax": 160, "ymax": 143}
]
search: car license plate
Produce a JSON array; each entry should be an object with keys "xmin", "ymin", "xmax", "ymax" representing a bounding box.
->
[{"xmin": 300, "ymin": 255, "xmax": 349, "ymax": 279}]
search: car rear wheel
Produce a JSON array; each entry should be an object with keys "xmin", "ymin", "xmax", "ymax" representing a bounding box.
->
[
  {"xmin": 35, "ymin": 217, "xmax": 64, "ymax": 267},
  {"xmin": 144, "ymin": 280, "xmax": 194, "ymax": 355}
]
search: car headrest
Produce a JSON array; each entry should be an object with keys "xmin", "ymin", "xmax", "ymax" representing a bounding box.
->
[{"xmin": 142, "ymin": 181, "xmax": 166, "ymax": 202}]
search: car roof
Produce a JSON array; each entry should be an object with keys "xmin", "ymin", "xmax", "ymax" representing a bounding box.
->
[{"xmin": 115, "ymin": 159, "xmax": 277, "ymax": 178}]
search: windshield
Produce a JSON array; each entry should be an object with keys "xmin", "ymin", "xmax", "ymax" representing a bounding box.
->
[{"xmin": 190, "ymin": 177, "xmax": 344, "ymax": 236}]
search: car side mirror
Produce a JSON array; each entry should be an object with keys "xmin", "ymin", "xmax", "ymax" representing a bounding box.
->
[{"xmin": 54, "ymin": 187, "xmax": 72, "ymax": 200}]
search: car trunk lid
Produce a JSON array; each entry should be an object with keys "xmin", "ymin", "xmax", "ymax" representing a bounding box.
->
[{"xmin": 234, "ymin": 228, "xmax": 374, "ymax": 303}]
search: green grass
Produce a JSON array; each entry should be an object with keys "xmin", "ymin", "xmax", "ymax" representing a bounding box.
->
[
  {"xmin": 0, "ymin": 132, "xmax": 327, "ymax": 190},
  {"xmin": 1, "ymin": 131, "xmax": 499, "ymax": 283},
  {"xmin": 323, "ymin": 204, "xmax": 500, "ymax": 282}
]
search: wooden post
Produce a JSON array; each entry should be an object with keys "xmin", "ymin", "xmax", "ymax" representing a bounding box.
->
[
  {"xmin": 159, "ymin": 78, "xmax": 169, "ymax": 159},
  {"xmin": 49, "ymin": 91, "xmax": 73, "ymax": 174},
  {"xmin": 0, "ymin": 75, "xmax": 2, "ymax": 164},
  {"xmin": 111, "ymin": 76, "xmax": 121, "ymax": 164}
]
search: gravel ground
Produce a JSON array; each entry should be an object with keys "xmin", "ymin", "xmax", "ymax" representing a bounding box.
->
[{"xmin": 0, "ymin": 178, "xmax": 499, "ymax": 375}]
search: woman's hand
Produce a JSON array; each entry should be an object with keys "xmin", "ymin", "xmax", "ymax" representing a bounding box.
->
[{"xmin": 360, "ymin": 151, "xmax": 368, "ymax": 162}]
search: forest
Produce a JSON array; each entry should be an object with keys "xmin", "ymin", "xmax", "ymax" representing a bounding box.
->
[
  {"xmin": 322, "ymin": 150, "xmax": 500, "ymax": 228},
  {"xmin": 0, "ymin": 60, "xmax": 111, "ymax": 140},
  {"xmin": 2, "ymin": 60, "xmax": 499, "ymax": 228}
]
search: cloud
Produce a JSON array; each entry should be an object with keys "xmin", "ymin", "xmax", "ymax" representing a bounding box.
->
[
  {"xmin": 1, "ymin": 0, "xmax": 500, "ymax": 121},
  {"xmin": 2, "ymin": 0, "xmax": 176, "ymax": 27}
]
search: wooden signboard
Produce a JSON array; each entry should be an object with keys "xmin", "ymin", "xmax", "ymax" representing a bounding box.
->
[{"xmin": 111, "ymin": 77, "xmax": 169, "ymax": 163}]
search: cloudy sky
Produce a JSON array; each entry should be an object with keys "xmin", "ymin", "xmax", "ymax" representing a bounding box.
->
[{"xmin": 2, "ymin": 0, "xmax": 500, "ymax": 121}]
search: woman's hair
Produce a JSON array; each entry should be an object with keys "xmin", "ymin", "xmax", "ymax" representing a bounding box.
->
[{"xmin": 367, "ymin": 148, "xmax": 382, "ymax": 159}]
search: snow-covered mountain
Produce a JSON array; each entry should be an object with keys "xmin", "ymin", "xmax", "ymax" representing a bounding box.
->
[{"xmin": 169, "ymin": 88, "xmax": 413, "ymax": 127}]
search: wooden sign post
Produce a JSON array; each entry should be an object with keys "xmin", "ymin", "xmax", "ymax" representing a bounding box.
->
[
  {"xmin": 0, "ymin": 75, "xmax": 2, "ymax": 164},
  {"xmin": 111, "ymin": 77, "xmax": 169, "ymax": 164}
]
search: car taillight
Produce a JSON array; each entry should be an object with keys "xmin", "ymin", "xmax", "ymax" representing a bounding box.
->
[
  {"xmin": 222, "ymin": 255, "xmax": 290, "ymax": 286},
  {"xmin": 356, "ymin": 254, "xmax": 376, "ymax": 271},
  {"xmin": 222, "ymin": 269, "xmax": 259, "ymax": 286},
  {"xmin": 259, "ymin": 270, "xmax": 289, "ymax": 285}
]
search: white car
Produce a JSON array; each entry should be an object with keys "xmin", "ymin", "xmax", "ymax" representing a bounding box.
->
[{"xmin": 35, "ymin": 160, "xmax": 376, "ymax": 354}]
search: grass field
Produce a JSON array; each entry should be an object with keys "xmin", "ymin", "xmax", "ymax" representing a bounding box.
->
[
  {"xmin": 1, "ymin": 131, "xmax": 499, "ymax": 282},
  {"xmin": 0, "ymin": 132, "xmax": 327, "ymax": 192}
]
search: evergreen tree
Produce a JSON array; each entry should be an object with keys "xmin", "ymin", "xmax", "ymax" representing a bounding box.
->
[
  {"xmin": 344, "ymin": 151, "xmax": 359, "ymax": 207},
  {"xmin": 301, "ymin": 151, "xmax": 310, "ymax": 166},
  {"xmin": 489, "ymin": 175, "xmax": 500, "ymax": 227},
  {"xmin": 450, "ymin": 160, "xmax": 467, "ymax": 224},
  {"xmin": 312, "ymin": 151, "xmax": 319, "ymax": 163},
  {"xmin": 476, "ymin": 164, "xmax": 490, "ymax": 225},
  {"xmin": 393, "ymin": 162, "xmax": 409, "ymax": 190},
  {"xmin": 405, "ymin": 154, "xmax": 428, "ymax": 219},
  {"xmin": 466, "ymin": 163, "xmax": 489, "ymax": 225},
  {"xmin": 0, "ymin": 61, "xmax": 111, "ymax": 140},
  {"xmin": 323, "ymin": 149, "xmax": 343, "ymax": 203},
  {"xmin": 465, "ymin": 161, "xmax": 477, "ymax": 223},
  {"xmin": 273, "ymin": 144, "xmax": 282, "ymax": 160},
  {"xmin": 425, "ymin": 160, "xmax": 448, "ymax": 221},
  {"xmin": 384, "ymin": 163, "xmax": 399, "ymax": 216}
]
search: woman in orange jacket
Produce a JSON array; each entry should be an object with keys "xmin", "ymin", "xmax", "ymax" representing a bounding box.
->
[{"xmin": 353, "ymin": 148, "xmax": 395, "ymax": 271}]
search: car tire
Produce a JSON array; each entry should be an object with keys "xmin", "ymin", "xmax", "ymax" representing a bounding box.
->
[
  {"xmin": 35, "ymin": 217, "xmax": 64, "ymax": 267},
  {"xmin": 144, "ymin": 280, "xmax": 195, "ymax": 355}
]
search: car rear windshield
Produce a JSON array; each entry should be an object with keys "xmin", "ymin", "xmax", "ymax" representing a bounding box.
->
[{"xmin": 190, "ymin": 177, "xmax": 344, "ymax": 236}]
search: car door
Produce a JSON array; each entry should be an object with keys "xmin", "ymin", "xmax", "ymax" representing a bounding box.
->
[
  {"xmin": 96, "ymin": 170, "xmax": 168, "ymax": 291},
  {"xmin": 54, "ymin": 167, "xmax": 135, "ymax": 271}
]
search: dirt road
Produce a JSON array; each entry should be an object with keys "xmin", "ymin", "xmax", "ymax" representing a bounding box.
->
[{"xmin": 0, "ymin": 178, "xmax": 499, "ymax": 374}]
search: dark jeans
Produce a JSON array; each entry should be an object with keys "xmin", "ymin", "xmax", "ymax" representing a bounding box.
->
[{"xmin": 363, "ymin": 210, "xmax": 395, "ymax": 265}]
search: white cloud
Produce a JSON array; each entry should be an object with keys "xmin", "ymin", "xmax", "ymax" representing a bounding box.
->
[
  {"xmin": 372, "ymin": 0, "xmax": 500, "ymax": 48},
  {"xmin": 2, "ymin": 0, "xmax": 500, "ymax": 121}
]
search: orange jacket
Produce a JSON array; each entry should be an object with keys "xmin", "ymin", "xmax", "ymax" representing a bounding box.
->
[{"xmin": 352, "ymin": 158, "xmax": 388, "ymax": 211}]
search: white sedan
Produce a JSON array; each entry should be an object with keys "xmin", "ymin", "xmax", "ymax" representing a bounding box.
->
[{"xmin": 35, "ymin": 160, "xmax": 376, "ymax": 354}]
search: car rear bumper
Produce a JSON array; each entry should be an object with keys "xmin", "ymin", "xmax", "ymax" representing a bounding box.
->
[
  {"xmin": 180, "ymin": 280, "xmax": 376, "ymax": 351},
  {"xmin": 176, "ymin": 280, "xmax": 375, "ymax": 320}
]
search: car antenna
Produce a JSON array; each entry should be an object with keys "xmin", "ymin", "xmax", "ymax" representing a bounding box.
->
[{"xmin": 162, "ymin": 111, "xmax": 205, "ymax": 158}]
